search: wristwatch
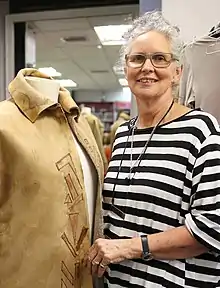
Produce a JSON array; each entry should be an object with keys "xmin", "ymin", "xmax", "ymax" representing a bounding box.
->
[{"xmin": 141, "ymin": 235, "xmax": 153, "ymax": 261}]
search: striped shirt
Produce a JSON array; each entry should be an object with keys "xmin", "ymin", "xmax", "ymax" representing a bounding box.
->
[{"xmin": 103, "ymin": 110, "xmax": 220, "ymax": 288}]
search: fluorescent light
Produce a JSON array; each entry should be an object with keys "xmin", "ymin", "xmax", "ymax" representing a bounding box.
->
[
  {"xmin": 119, "ymin": 78, "xmax": 128, "ymax": 87},
  {"xmin": 38, "ymin": 67, "xmax": 61, "ymax": 77},
  {"xmin": 94, "ymin": 25, "xmax": 131, "ymax": 46},
  {"xmin": 55, "ymin": 79, "xmax": 77, "ymax": 88}
]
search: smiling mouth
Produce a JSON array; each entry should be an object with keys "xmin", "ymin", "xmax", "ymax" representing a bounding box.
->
[{"xmin": 137, "ymin": 79, "xmax": 158, "ymax": 84}]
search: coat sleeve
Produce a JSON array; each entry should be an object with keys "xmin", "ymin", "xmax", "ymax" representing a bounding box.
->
[{"xmin": 185, "ymin": 133, "xmax": 220, "ymax": 254}]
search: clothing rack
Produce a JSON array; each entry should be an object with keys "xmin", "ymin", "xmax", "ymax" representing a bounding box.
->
[{"xmin": 184, "ymin": 23, "xmax": 220, "ymax": 55}]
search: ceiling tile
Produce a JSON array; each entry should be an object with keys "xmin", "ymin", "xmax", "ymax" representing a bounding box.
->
[
  {"xmin": 88, "ymin": 13, "xmax": 134, "ymax": 26},
  {"xmin": 34, "ymin": 10, "xmax": 137, "ymax": 91},
  {"xmin": 36, "ymin": 46, "xmax": 68, "ymax": 61},
  {"xmin": 33, "ymin": 18, "xmax": 91, "ymax": 32}
]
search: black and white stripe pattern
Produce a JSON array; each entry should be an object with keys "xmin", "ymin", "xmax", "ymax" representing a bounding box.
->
[{"xmin": 103, "ymin": 110, "xmax": 220, "ymax": 287}]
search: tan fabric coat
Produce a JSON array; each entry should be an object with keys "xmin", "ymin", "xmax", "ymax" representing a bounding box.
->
[
  {"xmin": 0, "ymin": 69, "xmax": 104, "ymax": 288},
  {"xmin": 83, "ymin": 113, "xmax": 108, "ymax": 172}
]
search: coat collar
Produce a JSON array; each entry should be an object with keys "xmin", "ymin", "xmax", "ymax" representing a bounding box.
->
[{"xmin": 8, "ymin": 68, "xmax": 80, "ymax": 123}]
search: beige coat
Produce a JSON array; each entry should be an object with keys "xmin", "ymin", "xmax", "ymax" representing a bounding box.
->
[
  {"xmin": 0, "ymin": 69, "xmax": 104, "ymax": 288},
  {"xmin": 83, "ymin": 113, "xmax": 108, "ymax": 172}
]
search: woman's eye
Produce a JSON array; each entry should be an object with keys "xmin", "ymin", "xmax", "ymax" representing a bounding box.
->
[
  {"xmin": 134, "ymin": 55, "xmax": 144, "ymax": 62},
  {"xmin": 154, "ymin": 55, "xmax": 166, "ymax": 61}
]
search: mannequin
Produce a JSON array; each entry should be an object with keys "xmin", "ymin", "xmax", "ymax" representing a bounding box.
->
[
  {"xmin": 25, "ymin": 76, "xmax": 60, "ymax": 102},
  {"xmin": 25, "ymin": 76, "xmax": 96, "ymax": 239},
  {"xmin": 0, "ymin": 68, "xmax": 104, "ymax": 288}
]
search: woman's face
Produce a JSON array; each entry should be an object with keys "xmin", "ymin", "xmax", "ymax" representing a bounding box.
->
[{"xmin": 125, "ymin": 31, "xmax": 181, "ymax": 100}]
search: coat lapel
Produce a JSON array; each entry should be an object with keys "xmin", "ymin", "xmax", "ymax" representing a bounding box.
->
[
  {"xmin": 67, "ymin": 115, "xmax": 104, "ymax": 184},
  {"xmin": 67, "ymin": 115, "xmax": 104, "ymax": 240}
]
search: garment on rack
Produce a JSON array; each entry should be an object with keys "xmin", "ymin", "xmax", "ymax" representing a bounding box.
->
[
  {"xmin": 110, "ymin": 112, "xmax": 130, "ymax": 146},
  {"xmin": 179, "ymin": 36, "xmax": 220, "ymax": 123}
]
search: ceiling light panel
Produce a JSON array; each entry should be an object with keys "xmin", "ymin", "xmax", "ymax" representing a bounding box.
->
[
  {"xmin": 94, "ymin": 24, "xmax": 131, "ymax": 46},
  {"xmin": 55, "ymin": 79, "xmax": 77, "ymax": 88},
  {"xmin": 38, "ymin": 67, "xmax": 61, "ymax": 77}
]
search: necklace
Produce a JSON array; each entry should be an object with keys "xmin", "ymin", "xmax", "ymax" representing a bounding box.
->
[
  {"xmin": 110, "ymin": 99, "xmax": 174, "ymax": 219},
  {"xmin": 126, "ymin": 99, "xmax": 174, "ymax": 184}
]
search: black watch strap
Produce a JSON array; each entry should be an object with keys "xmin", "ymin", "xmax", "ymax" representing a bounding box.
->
[{"xmin": 141, "ymin": 235, "xmax": 153, "ymax": 261}]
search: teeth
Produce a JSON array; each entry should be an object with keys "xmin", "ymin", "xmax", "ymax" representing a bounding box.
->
[{"xmin": 139, "ymin": 79, "xmax": 156, "ymax": 83}]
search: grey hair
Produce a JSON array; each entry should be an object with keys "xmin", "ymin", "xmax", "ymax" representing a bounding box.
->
[{"xmin": 119, "ymin": 11, "xmax": 184, "ymax": 67}]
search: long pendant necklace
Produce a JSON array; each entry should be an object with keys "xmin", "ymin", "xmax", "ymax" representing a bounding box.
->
[
  {"xmin": 126, "ymin": 99, "xmax": 174, "ymax": 184},
  {"xmin": 110, "ymin": 100, "xmax": 174, "ymax": 219}
]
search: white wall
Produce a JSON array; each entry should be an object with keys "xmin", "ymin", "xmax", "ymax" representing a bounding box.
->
[
  {"xmin": 162, "ymin": 0, "xmax": 220, "ymax": 43},
  {"xmin": 74, "ymin": 87, "xmax": 132, "ymax": 103},
  {"xmin": 0, "ymin": 1, "xmax": 8, "ymax": 101}
]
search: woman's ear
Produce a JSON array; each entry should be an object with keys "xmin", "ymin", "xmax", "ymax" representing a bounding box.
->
[
  {"xmin": 173, "ymin": 65, "xmax": 182, "ymax": 84},
  {"xmin": 124, "ymin": 67, "xmax": 128, "ymax": 79}
]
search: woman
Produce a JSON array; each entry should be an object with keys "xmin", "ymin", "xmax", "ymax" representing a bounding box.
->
[{"xmin": 87, "ymin": 11, "xmax": 220, "ymax": 287}]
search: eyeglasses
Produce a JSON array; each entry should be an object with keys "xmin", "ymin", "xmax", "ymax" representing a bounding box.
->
[{"xmin": 125, "ymin": 52, "xmax": 177, "ymax": 68}]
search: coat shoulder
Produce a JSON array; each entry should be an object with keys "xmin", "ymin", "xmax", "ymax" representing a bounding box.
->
[
  {"xmin": 0, "ymin": 99, "xmax": 21, "ymax": 127},
  {"xmin": 0, "ymin": 98, "xmax": 17, "ymax": 114}
]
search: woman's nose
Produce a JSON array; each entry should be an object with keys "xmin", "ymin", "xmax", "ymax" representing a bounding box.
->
[{"xmin": 141, "ymin": 58, "xmax": 154, "ymax": 72}]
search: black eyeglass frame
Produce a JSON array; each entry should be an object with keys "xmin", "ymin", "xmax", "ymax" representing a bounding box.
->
[{"xmin": 125, "ymin": 52, "xmax": 178, "ymax": 69}]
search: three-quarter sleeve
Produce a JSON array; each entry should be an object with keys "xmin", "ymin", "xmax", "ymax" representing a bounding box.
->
[{"xmin": 185, "ymin": 133, "xmax": 220, "ymax": 254}]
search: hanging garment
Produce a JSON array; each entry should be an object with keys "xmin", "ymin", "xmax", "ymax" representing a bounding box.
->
[
  {"xmin": 0, "ymin": 68, "xmax": 104, "ymax": 288},
  {"xmin": 110, "ymin": 112, "xmax": 130, "ymax": 146},
  {"xmin": 179, "ymin": 36, "xmax": 220, "ymax": 122}
]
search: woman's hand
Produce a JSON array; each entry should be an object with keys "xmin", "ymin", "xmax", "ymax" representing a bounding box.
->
[{"xmin": 85, "ymin": 238, "xmax": 141, "ymax": 278}]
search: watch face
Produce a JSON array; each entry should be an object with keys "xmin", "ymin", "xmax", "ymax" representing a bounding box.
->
[{"xmin": 143, "ymin": 252, "xmax": 153, "ymax": 261}]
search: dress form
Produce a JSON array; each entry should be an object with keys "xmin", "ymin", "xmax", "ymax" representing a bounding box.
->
[
  {"xmin": 0, "ymin": 68, "xmax": 103, "ymax": 287},
  {"xmin": 73, "ymin": 106, "xmax": 96, "ymax": 239},
  {"xmin": 73, "ymin": 139, "xmax": 96, "ymax": 240},
  {"xmin": 25, "ymin": 75, "xmax": 96, "ymax": 240},
  {"xmin": 25, "ymin": 76, "xmax": 60, "ymax": 102}
]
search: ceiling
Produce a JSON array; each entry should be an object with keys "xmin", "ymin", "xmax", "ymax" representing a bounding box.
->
[{"xmin": 30, "ymin": 5, "xmax": 139, "ymax": 91}]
